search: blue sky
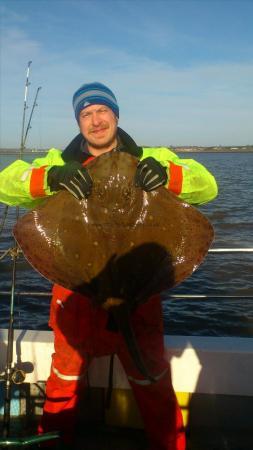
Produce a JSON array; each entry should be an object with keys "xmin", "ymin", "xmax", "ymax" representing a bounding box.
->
[{"xmin": 0, "ymin": 0, "xmax": 252, "ymax": 149}]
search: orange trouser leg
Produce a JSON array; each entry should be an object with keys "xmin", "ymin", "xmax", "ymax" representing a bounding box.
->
[
  {"xmin": 38, "ymin": 286, "xmax": 93, "ymax": 444},
  {"xmin": 128, "ymin": 371, "xmax": 185, "ymax": 450},
  {"xmin": 38, "ymin": 365, "xmax": 87, "ymax": 445},
  {"xmin": 117, "ymin": 295, "xmax": 186, "ymax": 450}
]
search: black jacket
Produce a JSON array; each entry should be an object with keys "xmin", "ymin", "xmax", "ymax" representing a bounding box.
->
[{"xmin": 62, "ymin": 127, "xmax": 143, "ymax": 164}]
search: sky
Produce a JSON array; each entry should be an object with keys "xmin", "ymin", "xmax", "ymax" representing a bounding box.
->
[{"xmin": 0, "ymin": 0, "xmax": 253, "ymax": 149}]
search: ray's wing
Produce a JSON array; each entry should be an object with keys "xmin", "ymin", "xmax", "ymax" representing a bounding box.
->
[
  {"xmin": 13, "ymin": 152, "xmax": 214, "ymax": 381},
  {"xmin": 13, "ymin": 152, "xmax": 214, "ymax": 302}
]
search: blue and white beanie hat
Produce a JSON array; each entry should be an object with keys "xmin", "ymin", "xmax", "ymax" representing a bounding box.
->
[{"xmin": 73, "ymin": 82, "xmax": 119, "ymax": 120}]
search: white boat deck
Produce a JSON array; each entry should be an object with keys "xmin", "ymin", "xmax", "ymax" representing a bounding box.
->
[{"xmin": 1, "ymin": 330, "xmax": 253, "ymax": 449}]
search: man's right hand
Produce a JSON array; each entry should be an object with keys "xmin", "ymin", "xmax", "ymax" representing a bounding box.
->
[{"xmin": 47, "ymin": 161, "xmax": 93, "ymax": 200}]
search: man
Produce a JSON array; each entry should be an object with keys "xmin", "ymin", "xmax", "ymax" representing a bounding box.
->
[{"xmin": 0, "ymin": 82, "xmax": 218, "ymax": 450}]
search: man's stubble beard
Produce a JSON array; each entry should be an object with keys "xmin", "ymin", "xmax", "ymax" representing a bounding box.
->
[{"xmin": 86, "ymin": 131, "xmax": 118, "ymax": 151}]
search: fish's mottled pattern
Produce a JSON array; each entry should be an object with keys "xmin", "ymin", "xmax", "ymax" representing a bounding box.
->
[
  {"xmin": 13, "ymin": 152, "xmax": 214, "ymax": 379},
  {"xmin": 13, "ymin": 152, "xmax": 214, "ymax": 304}
]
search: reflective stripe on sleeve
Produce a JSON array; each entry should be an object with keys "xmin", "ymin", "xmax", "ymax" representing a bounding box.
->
[
  {"xmin": 30, "ymin": 166, "xmax": 47, "ymax": 198},
  {"xmin": 127, "ymin": 367, "xmax": 168, "ymax": 385},
  {"xmin": 168, "ymin": 162, "xmax": 183, "ymax": 195},
  {"xmin": 52, "ymin": 365, "xmax": 86, "ymax": 381}
]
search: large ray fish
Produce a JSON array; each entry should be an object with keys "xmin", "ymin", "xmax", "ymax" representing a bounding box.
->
[{"xmin": 13, "ymin": 152, "xmax": 214, "ymax": 381}]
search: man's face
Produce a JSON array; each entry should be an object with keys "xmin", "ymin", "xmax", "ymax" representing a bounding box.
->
[{"xmin": 79, "ymin": 104, "xmax": 118, "ymax": 150}]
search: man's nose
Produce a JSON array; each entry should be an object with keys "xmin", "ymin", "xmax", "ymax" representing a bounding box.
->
[{"xmin": 91, "ymin": 112, "xmax": 102, "ymax": 126}]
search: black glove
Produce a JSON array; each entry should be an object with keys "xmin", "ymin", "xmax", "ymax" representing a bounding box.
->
[
  {"xmin": 134, "ymin": 157, "xmax": 168, "ymax": 192},
  {"xmin": 47, "ymin": 161, "xmax": 93, "ymax": 200}
]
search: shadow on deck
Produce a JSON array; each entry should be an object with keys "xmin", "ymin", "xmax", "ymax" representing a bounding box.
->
[
  {"xmin": 1, "ymin": 420, "xmax": 253, "ymax": 450},
  {"xmin": 1, "ymin": 383, "xmax": 253, "ymax": 449}
]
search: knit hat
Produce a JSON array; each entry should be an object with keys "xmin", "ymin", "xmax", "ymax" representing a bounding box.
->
[{"xmin": 72, "ymin": 82, "xmax": 119, "ymax": 120}]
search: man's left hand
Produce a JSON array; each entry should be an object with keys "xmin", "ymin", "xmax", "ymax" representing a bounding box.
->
[{"xmin": 134, "ymin": 157, "xmax": 168, "ymax": 191}]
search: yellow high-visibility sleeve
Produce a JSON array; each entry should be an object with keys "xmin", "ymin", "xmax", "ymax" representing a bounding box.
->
[
  {"xmin": 0, "ymin": 149, "xmax": 64, "ymax": 208},
  {"xmin": 0, "ymin": 146, "xmax": 218, "ymax": 208},
  {"xmin": 142, "ymin": 147, "xmax": 218, "ymax": 205}
]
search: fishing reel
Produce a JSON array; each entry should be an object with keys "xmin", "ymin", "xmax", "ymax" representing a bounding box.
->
[
  {"xmin": 11, "ymin": 367, "xmax": 26, "ymax": 384},
  {"xmin": 0, "ymin": 367, "xmax": 26, "ymax": 385}
]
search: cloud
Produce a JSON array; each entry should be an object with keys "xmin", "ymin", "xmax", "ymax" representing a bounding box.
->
[{"xmin": 1, "ymin": 18, "xmax": 253, "ymax": 148}]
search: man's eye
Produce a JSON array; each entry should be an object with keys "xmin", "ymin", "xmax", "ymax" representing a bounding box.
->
[{"xmin": 81, "ymin": 112, "xmax": 90, "ymax": 119}]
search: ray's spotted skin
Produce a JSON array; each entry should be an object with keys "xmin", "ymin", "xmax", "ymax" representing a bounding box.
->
[{"xmin": 13, "ymin": 152, "xmax": 214, "ymax": 379}]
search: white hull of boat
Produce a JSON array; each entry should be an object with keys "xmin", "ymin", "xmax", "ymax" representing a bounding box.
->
[{"xmin": 1, "ymin": 330, "xmax": 253, "ymax": 429}]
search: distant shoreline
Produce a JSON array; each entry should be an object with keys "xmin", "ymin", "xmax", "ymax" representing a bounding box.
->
[{"xmin": 0, "ymin": 145, "xmax": 253, "ymax": 155}]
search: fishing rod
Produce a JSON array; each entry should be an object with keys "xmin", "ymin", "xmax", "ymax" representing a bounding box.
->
[
  {"xmin": 1, "ymin": 60, "xmax": 33, "ymax": 440},
  {"xmin": 20, "ymin": 61, "xmax": 32, "ymax": 157},
  {"xmin": 0, "ymin": 61, "xmax": 32, "ymax": 243},
  {"xmin": 0, "ymin": 62, "xmax": 59, "ymax": 447},
  {"xmin": 23, "ymin": 86, "xmax": 42, "ymax": 148},
  {"xmin": 0, "ymin": 206, "xmax": 9, "ymax": 235},
  {"xmin": 0, "ymin": 68, "xmax": 42, "ymax": 237}
]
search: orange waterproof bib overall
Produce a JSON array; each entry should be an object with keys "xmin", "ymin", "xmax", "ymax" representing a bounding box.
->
[{"xmin": 38, "ymin": 284, "xmax": 185, "ymax": 450}]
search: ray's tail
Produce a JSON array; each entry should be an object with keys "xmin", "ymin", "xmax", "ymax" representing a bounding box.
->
[{"xmin": 103, "ymin": 298, "xmax": 155, "ymax": 383}]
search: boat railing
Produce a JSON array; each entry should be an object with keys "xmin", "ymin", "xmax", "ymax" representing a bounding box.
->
[{"xmin": 0, "ymin": 247, "xmax": 253, "ymax": 298}]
